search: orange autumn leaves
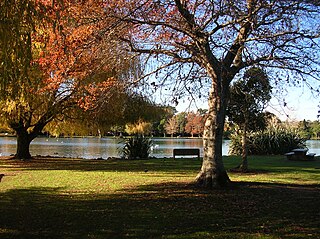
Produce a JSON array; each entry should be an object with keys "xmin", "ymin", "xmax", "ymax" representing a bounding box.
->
[{"xmin": 31, "ymin": 0, "xmax": 129, "ymax": 109}]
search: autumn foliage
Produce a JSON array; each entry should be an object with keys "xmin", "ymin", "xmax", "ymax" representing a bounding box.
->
[
  {"xmin": 164, "ymin": 111, "xmax": 206, "ymax": 137},
  {"xmin": 185, "ymin": 112, "xmax": 206, "ymax": 137},
  {"xmin": 1, "ymin": 0, "xmax": 320, "ymax": 189},
  {"xmin": 34, "ymin": 1, "xmax": 133, "ymax": 101},
  {"xmin": 0, "ymin": 0, "xmax": 139, "ymax": 159}
]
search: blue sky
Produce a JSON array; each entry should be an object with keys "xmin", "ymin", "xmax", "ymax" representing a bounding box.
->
[
  {"xmin": 175, "ymin": 85, "xmax": 319, "ymax": 122},
  {"xmin": 266, "ymin": 86, "xmax": 319, "ymax": 121}
]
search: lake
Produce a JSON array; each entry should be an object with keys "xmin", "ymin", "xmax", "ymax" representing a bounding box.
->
[{"xmin": 0, "ymin": 136, "xmax": 319, "ymax": 159}]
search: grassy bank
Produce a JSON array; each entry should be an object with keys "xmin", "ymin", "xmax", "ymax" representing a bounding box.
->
[{"xmin": 0, "ymin": 156, "xmax": 319, "ymax": 238}]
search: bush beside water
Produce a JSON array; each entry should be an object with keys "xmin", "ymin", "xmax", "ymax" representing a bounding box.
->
[
  {"xmin": 229, "ymin": 126, "xmax": 306, "ymax": 155},
  {"xmin": 120, "ymin": 134, "xmax": 153, "ymax": 159}
]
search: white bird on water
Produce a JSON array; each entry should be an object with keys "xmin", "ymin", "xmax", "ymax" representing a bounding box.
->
[{"xmin": 150, "ymin": 144, "xmax": 159, "ymax": 151}]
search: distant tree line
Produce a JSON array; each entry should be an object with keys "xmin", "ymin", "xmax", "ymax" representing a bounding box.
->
[
  {"xmin": 162, "ymin": 110, "xmax": 207, "ymax": 138},
  {"xmin": 1, "ymin": 103, "xmax": 320, "ymax": 140},
  {"xmin": 295, "ymin": 120, "xmax": 320, "ymax": 140}
]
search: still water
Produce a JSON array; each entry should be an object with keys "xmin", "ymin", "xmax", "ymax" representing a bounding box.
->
[
  {"xmin": 0, "ymin": 136, "xmax": 224, "ymax": 159},
  {"xmin": 0, "ymin": 137, "xmax": 319, "ymax": 159}
]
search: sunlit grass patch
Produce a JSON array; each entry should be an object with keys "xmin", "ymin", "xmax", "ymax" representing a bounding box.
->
[{"xmin": 226, "ymin": 155, "xmax": 320, "ymax": 185}]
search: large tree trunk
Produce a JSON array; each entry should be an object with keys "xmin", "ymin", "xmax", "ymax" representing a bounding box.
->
[
  {"xmin": 15, "ymin": 129, "xmax": 32, "ymax": 160},
  {"xmin": 11, "ymin": 118, "xmax": 47, "ymax": 160},
  {"xmin": 196, "ymin": 79, "xmax": 231, "ymax": 188}
]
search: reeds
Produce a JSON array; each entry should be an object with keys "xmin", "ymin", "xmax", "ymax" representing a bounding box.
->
[
  {"xmin": 120, "ymin": 134, "xmax": 153, "ymax": 159},
  {"xmin": 229, "ymin": 125, "xmax": 306, "ymax": 155}
]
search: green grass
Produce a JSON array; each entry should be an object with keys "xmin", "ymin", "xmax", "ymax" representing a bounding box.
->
[{"xmin": 0, "ymin": 156, "xmax": 319, "ymax": 239}]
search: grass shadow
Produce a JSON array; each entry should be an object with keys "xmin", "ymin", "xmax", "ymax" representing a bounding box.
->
[
  {"xmin": 0, "ymin": 156, "xmax": 203, "ymax": 174},
  {"xmin": 1, "ymin": 180, "xmax": 319, "ymax": 239},
  {"xmin": 2, "ymin": 155, "xmax": 319, "ymax": 173}
]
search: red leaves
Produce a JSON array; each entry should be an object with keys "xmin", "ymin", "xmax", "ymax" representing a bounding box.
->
[
  {"xmin": 78, "ymin": 78, "xmax": 117, "ymax": 110},
  {"xmin": 185, "ymin": 112, "xmax": 206, "ymax": 137},
  {"xmin": 27, "ymin": 0, "xmax": 130, "ymax": 111}
]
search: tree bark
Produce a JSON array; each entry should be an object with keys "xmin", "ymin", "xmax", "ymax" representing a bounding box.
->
[
  {"xmin": 10, "ymin": 115, "xmax": 49, "ymax": 160},
  {"xmin": 15, "ymin": 129, "xmax": 32, "ymax": 160},
  {"xmin": 195, "ymin": 78, "xmax": 231, "ymax": 188}
]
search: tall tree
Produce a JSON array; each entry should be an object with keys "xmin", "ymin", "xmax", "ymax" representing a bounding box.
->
[
  {"xmin": 185, "ymin": 111, "xmax": 206, "ymax": 137},
  {"xmin": 105, "ymin": 0, "xmax": 320, "ymax": 188},
  {"xmin": 176, "ymin": 112, "xmax": 187, "ymax": 136},
  {"xmin": 165, "ymin": 116, "xmax": 178, "ymax": 137},
  {"xmin": 227, "ymin": 67, "xmax": 272, "ymax": 172},
  {"xmin": 0, "ymin": 0, "xmax": 134, "ymax": 159},
  {"xmin": 0, "ymin": 0, "xmax": 68, "ymax": 159},
  {"xmin": 156, "ymin": 106, "xmax": 176, "ymax": 136}
]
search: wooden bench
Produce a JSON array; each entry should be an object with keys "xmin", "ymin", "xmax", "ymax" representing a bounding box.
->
[
  {"xmin": 173, "ymin": 148, "xmax": 200, "ymax": 160},
  {"xmin": 284, "ymin": 150, "xmax": 316, "ymax": 161}
]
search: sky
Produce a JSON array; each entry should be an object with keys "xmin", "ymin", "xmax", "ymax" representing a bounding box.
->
[
  {"xmin": 175, "ymin": 84, "xmax": 320, "ymax": 122},
  {"xmin": 267, "ymin": 86, "xmax": 319, "ymax": 122}
]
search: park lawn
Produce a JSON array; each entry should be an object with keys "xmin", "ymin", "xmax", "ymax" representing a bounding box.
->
[{"xmin": 0, "ymin": 155, "xmax": 319, "ymax": 239}]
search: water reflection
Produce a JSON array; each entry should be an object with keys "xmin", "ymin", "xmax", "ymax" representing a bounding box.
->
[
  {"xmin": 1, "ymin": 136, "xmax": 318, "ymax": 159},
  {"xmin": 0, "ymin": 137, "xmax": 210, "ymax": 159},
  {"xmin": 0, "ymin": 137, "xmax": 121, "ymax": 159},
  {"xmin": 306, "ymin": 140, "xmax": 320, "ymax": 155}
]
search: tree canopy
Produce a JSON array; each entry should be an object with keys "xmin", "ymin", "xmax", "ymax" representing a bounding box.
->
[
  {"xmin": 1, "ymin": 1, "xmax": 320, "ymax": 188},
  {"xmin": 227, "ymin": 67, "xmax": 272, "ymax": 171},
  {"xmin": 103, "ymin": 0, "xmax": 320, "ymax": 188},
  {"xmin": 0, "ymin": 0, "xmax": 139, "ymax": 159},
  {"xmin": 228, "ymin": 67, "xmax": 272, "ymax": 130}
]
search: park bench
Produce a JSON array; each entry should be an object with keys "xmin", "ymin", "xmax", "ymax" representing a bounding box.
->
[
  {"xmin": 284, "ymin": 149, "xmax": 316, "ymax": 161},
  {"xmin": 173, "ymin": 148, "xmax": 200, "ymax": 160}
]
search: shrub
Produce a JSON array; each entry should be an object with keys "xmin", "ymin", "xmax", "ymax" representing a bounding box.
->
[
  {"xmin": 120, "ymin": 134, "xmax": 153, "ymax": 160},
  {"xmin": 229, "ymin": 126, "xmax": 306, "ymax": 155}
]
